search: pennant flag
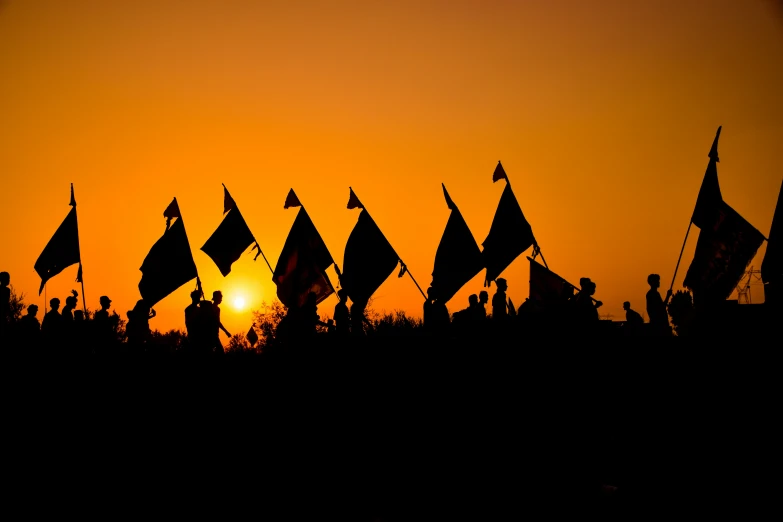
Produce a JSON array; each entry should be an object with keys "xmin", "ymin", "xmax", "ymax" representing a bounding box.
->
[
  {"xmin": 493, "ymin": 161, "xmax": 508, "ymax": 183},
  {"xmin": 691, "ymin": 127, "xmax": 723, "ymax": 230},
  {"xmin": 761, "ymin": 180, "xmax": 782, "ymax": 300},
  {"xmin": 273, "ymin": 207, "xmax": 335, "ymax": 308},
  {"xmin": 684, "ymin": 200, "xmax": 766, "ymax": 303},
  {"xmin": 284, "ymin": 189, "xmax": 302, "ymax": 209},
  {"xmin": 528, "ymin": 257, "xmax": 574, "ymax": 304},
  {"xmin": 430, "ymin": 184, "xmax": 484, "ymax": 304},
  {"xmin": 201, "ymin": 185, "xmax": 258, "ymax": 276},
  {"xmin": 482, "ymin": 182, "xmax": 536, "ymax": 284},
  {"xmin": 34, "ymin": 185, "xmax": 81, "ymax": 294},
  {"xmin": 347, "ymin": 187, "xmax": 364, "ymax": 209},
  {"xmin": 163, "ymin": 198, "xmax": 181, "ymax": 230},
  {"xmin": 341, "ymin": 207, "xmax": 400, "ymax": 305},
  {"xmin": 246, "ymin": 324, "xmax": 259, "ymax": 346},
  {"xmin": 139, "ymin": 199, "xmax": 198, "ymax": 307}
]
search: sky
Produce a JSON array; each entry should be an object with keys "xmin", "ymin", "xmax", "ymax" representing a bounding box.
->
[{"xmin": 1, "ymin": 0, "xmax": 782, "ymax": 337}]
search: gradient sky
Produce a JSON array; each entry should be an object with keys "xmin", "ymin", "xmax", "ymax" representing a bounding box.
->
[{"xmin": 2, "ymin": 0, "xmax": 782, "ymax": 337}]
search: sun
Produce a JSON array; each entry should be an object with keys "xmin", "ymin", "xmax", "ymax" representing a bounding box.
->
[{"xmin": 232, "ymin": 295, "xmax": 246, "ymax": 311}]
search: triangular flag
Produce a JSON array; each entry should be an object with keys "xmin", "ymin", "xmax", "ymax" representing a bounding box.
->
[
  {"xmin": 284, "ymin": 189, "xmax": 302, "ymax": 209},
  {"xmin": 202, "ymin": 185, "xmax": 257, "ymax": 276},
  {"xmin": 139, "ymin": 200, "xmax": 198, "ymax": 307},
  {"xmin": 493, "ymin": 161, "xmax": 508, "ymax": 183},
  {"xmin": 482, "ymin": 182, "xmax": 535, "ymax": 284},
  {"xmin": 691, "ymin": 127, "xmax": 724, "ymax": 230},
  {"xmin": 341, "ymin": 208, "xmax": 399, "ymax": 304},
  {"xmin": 430, "ymin": 185, "xmax": 484, "ymax": 303},
  {"xmin": 347, "ymin": 187, "xmax": 364, "ymax": 209},
  {"xmin": 34, "ymin": 186, "xmax": 81, "ymax": 294},
  {"xmin": 163, "ymin": 198, "xmax": 181, "ymax": 230}
]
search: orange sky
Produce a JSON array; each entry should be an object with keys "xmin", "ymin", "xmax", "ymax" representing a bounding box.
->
[{"xmin": 2, "ymin": 1, "xmax": 782, "ymax": 337}]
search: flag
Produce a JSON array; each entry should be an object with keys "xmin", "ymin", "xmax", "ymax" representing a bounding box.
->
[
  {"xmin": 528, "ymin": 257, "xmax": 574, "ymax": 304},
  {"xmin": 482, "ymin": 182, "xmax": 536, "ymax": 284},
  {"xmin": 34, "ymin": 185, "xmax": 81, "ymax": 294},
  {"xmin": 201, "ymin": 185, "xmax": 258, "ymax": 276},
  {"xmin": 493, "ymin": 161, "xmax": 508, "ymax": 183},
  {"xmin": 684, "ymin": 200, "xmax": 766, "ymax": 303},
  {"xmin": 273, "ymin": 206, "xmax": 335, "ymax": 308},
  {"xmin": 341, "ymin": 208, "xmax": 400, "ymax": 305},
  {"xmin": 139, "ymin": 199, "xmax": 198, "ymax": 307},
  {"xmin": 430, "ymin": 184, "xmax": 484, "ymax": 304},
  {"xmin": 691, "ymin": 127, "xmax": 723, "ymax": 230},
  {"xmin": 347, "ymin": 187, "xmax": 364, "ymax": 209},
  {"xmin": 761, "ymin": 180, "xmax": 782, "ymax": 298},
  {"xmin": 284, "ymin": 189, "xmax": 302, "ymax": 209}
]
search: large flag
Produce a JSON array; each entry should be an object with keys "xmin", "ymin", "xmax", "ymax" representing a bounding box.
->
[
  {"xmin": 430, "ymin": 184, "xmax": 483, "ymax": 304},
  {"xmin": 691, "ymin": 127, "xmax": 723, "ymax": 230},
  {"xmin": 482, "ymin": 162, "xmax": 536, "ymax": 285},
  {"xmin": 201, "ymin": 185, "xmax": 261, "ymax": 276},
  {"xmin": 684, "ymin": 200, "xmax": 766, "ymax": 303},
  {"xmin": 139, "ymin": 198, "xmax": 199, "ymax": 307},
  {"xmin": 273, "ymin": 190, "xmax": 336, "ymax": 308},
  {"xmin": 34, "ymin": 184, "xmax": 82, "ymax": 294},
  {"xmin": 528, "ymin": 257, "xmax": 575, "ymax": 304},
  {"xmin": 761, "ymin": 180, "xmax": 782, "ymax": 302},
  {"xmin": 341, "ymin": 188, "xmax": 401, "ymax": 305}
]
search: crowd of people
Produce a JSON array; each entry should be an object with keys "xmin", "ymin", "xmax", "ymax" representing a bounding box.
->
[{"xmin": 0, "ymin": 267, "xmax": 685, "ymax": 353}]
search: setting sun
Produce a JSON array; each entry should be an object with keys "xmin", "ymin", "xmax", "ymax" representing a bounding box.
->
[{"xmin": 232, "ymin": 296, "xmax": 246, "ymax": 311}]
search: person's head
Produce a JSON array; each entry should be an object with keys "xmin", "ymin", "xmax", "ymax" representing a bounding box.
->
[
  {"xmin": 427, "ymin": 287, "xmax": 437, "ymax": 301},
  {"xmin": 74, "ymin": 310, "xmax": 84, "ymax": 321},
  {"xmin": 100, "ymin": 295, "xmax": 112, "ymax": 309},
  {"xmin": 132, "ymin": 299, "xmax": 149, "ymax": 316},
  {"xmin": 212, "ymin": 290, "xmax": 223, "ymax": 305},
  {"xmin": 65, "ymin": 291, "xmax": 78, "ymax": 308},
  {"xmin": 623, "ymin": 301, "xmax": 631, "ymax": 311},
  {"xmin": 496, "ymin": 278, "xmax": 507, "ymax": 290},
  {"xmin": 0, "ymin": 271, "xmax": 9, "ymax": 286},
  {"xmin": 479, "ymin": 291, "xmax": 488, "ymax": 304},
  {"xmin": 190, "ymin": 290, "xmax": 201, "ymax": 304},
  {"xmin": 468, "ymin": 294, "xmax": 478, "ymax": 306},
  {"xmin": 337, "ymin": 289, "xmax": 347, "ymax": 301},
  {"xmin": 647, "ymin": 274, "xmax": 661, "ymax": 289},
  {"xmin": 49, "ymin": 298, "xmax": 60, "ymax": 311},
  {"xmin": 27, "ymin": 304, "xmax": 38, "ymax": 317}
]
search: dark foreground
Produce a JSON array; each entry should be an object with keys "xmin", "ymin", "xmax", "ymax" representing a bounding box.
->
[{"xmin": 2, "ymin": 333, "xmax": 778, "ymax": 519}]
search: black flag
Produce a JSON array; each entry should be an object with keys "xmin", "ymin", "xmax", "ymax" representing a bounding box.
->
[
  {"xmin": 430, "ymin": 184, "xmax": 484, "ymax": 304},
  {"xmin": 34, "ymin": 184, "xmax": 81, "ymax": 294},
  {"xmin": 341, "ymin": 206, "xmax": 400, "ymax": 305},
  {"xmin": 273, "ymin": 191, "xmax": 335, "ymax": 308},
  {"xmin": 201, "ymin": 185, "xmax": 259, "ymax": 277},
  {"xmin": 482, "ymin": 180, "xmax": 535, "ymax": 285},
  {"xmin": 139, "ymin": 198, "xmax": 198, "ymax": 307},
  {"xmin": 691, "ymin": 127, "xmax": 724, "ymax": 230}
]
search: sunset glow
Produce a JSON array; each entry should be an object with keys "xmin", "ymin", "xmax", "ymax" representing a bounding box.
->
[{"xmin": 1, "ymin": 1, "xmax": 780, "ymax": 336}]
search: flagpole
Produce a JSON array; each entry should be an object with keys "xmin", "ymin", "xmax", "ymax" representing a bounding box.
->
[
  {"xmin": 669, "ymin": 221, "xmax": 693, "ymax": 295},
  {"xmin": 80, "ymin": 264, "xmax": 86, "ymax": 314}
]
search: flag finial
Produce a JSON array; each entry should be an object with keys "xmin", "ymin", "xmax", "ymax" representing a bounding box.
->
[
  {"xmin": 493, "ymin": 161, "xmax": 508, "ymax": 183},
  {"xmin": 709, "ymin": 126, "xmax": 722, "ymax": 162},
  {"xmin": 284, "ymin": 189, "xmax": 302, "ymax": 209},
  {"xmin": 163, "ymin": 197, "xmax": 181, "ymax": 230},
  {"xmin": 69, "ymin": 183, "xmax": 76, "ymax": 207},
  {"xmin": 347, "ymin": 187, "xmax": 364, "ymax": 209}
]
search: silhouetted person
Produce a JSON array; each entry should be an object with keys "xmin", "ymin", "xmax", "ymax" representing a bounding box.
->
[
  {"xmin": 41, "ymin": 297, "xmax": 63, "ymax": 349},
  {"xmin": 184, "ymin": 290, "xmax": 202, "ymax": 351},
  {"xmin": 623, "ymin": 301, "xmax": 643, "ymax": 325},
  {"xmin": 210, "ymin": 290, "xmax": 231, "ymax": 353},
  {"xmin": 93, "ymin": 295, "xmax": 114, "ymax": 353},
  {"xmin": 195, "ymin": 299, "xmax": 218, "ymax": 354},
  {"xmin": 19, "ymin": 304, "xmax": 41, "ymax": 348},
  {"xmin": 62, "ymin": 290, "xmax": 78, "ymax": 323},
  {"xmin": 126, "ymin": 299, "xmax": 155, "ymax": 352},
  {"xmin": 334, "ymin": 289, "xmax": 350, "ymax": 338},
  {"xmin": 452, "ymin": 294, "xmax": 479, "ymax": 335},
  {"xmin": 491, "ymin": 278, "xmax": 509, "ymax": 323},
  {"xmin": 573, "ymin": 278, "xmax": 602, "ymax": 330},
  {"xmin": 478, "ymin": 291, "xmax": 489, "ymax": 319},
  {"xmin": 0, "ymin": 272, "xmax": 10, "ymax": 340},
  {"xmin": 423, "ymin": 287, "xmax": 450, "ymax": 336},
  {"xmin": 350, "ymin": 298, "xmax": 369, "ymax": 337},
  {"xmin": 298, "ymin": 291, "xmax": 320, "ymax": 340},
  {"xmin": 646, "ymin": 274, "xmax": 672, "ymax": 336}
]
